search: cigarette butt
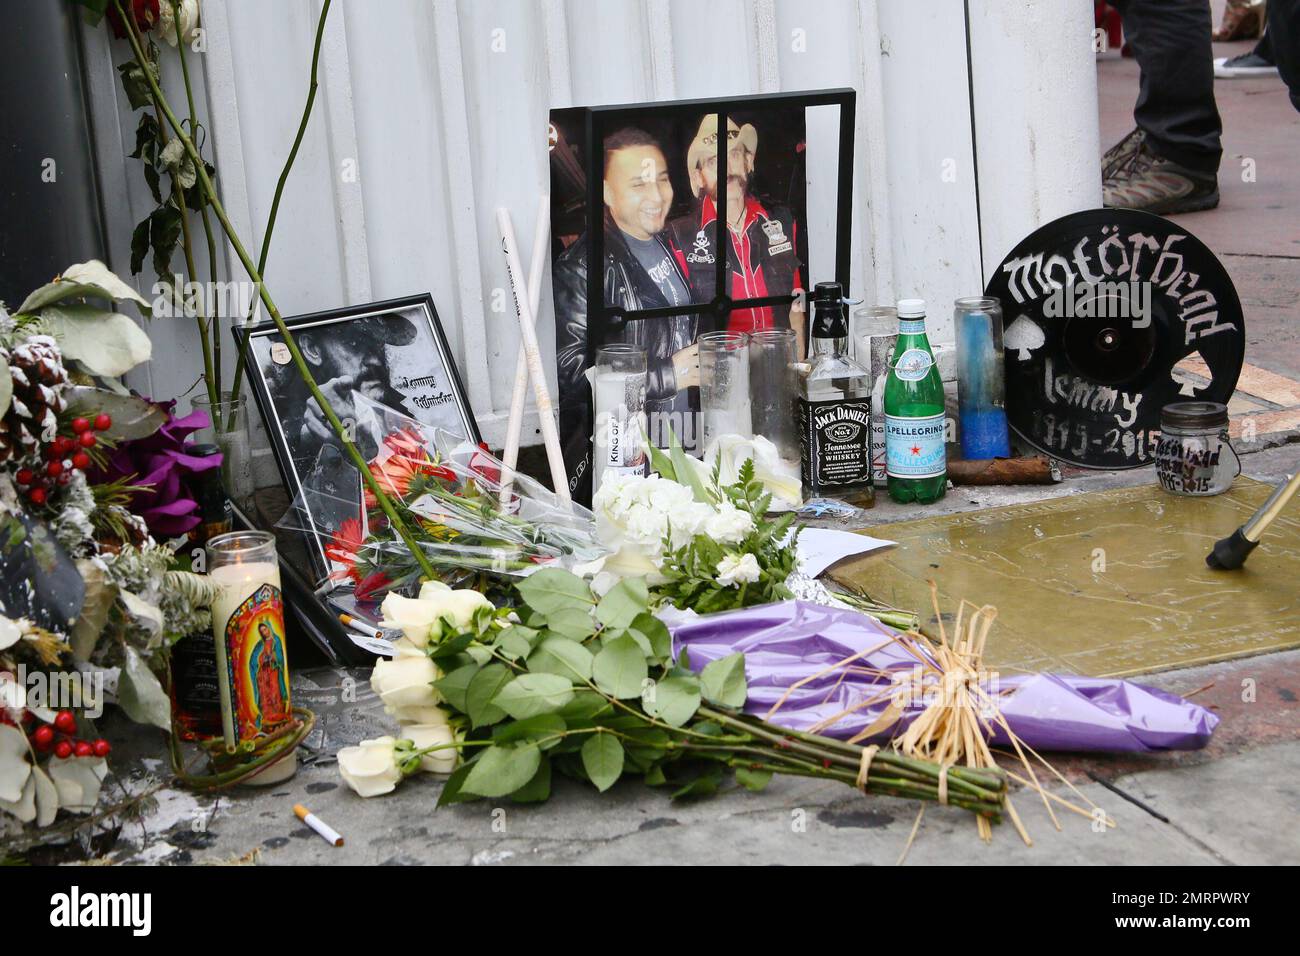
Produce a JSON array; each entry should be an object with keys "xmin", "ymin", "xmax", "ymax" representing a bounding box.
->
[
  {"xmin": 339, "ymin": 613, "xmax": 381, "ymax": 638},
  {"xmin": 294, "ymin": 803, "xmax": 344, "ymax": 847}
]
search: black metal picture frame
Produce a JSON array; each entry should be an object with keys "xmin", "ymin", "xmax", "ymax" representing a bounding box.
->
[
  {"xmin": 237, "ymin": 293, "xmax": 481, "ymax": 580},
  {"xmin": 548, "ymin": 87, "xmax": 856, "ymax": 504}
]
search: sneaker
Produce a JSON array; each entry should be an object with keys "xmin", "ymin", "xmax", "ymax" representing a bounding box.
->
[
  {"xmin": 1102, "ymin": 127, "xmax": 1145, "ymax": 182},
  {"xmin": 1214, "ymin": 51, "xmax": 1278, "ymax": 78},
  {"xmin": 1103, "ymin": 140, "xmax": 1220, "ymax": 214}
]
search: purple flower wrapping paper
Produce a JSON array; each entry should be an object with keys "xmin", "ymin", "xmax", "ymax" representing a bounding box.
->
[{"xmin": 670, "ymin": 600, "xmax": 1218, "ymax": 752}]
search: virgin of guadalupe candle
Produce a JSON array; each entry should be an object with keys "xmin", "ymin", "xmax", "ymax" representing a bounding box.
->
[{"xmin": 207, "ymin": 531, "xmax": 295, "ymax": 782}]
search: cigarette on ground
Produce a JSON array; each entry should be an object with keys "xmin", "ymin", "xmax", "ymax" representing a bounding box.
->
[{"xmin": 294, "ymin": 803, "xmax": 344, "ymax": 847}]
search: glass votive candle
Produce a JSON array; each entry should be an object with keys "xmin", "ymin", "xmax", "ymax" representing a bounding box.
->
[
  {"xmin": 699, "ymin": 331, "xmax": 752, "ymax": 453},
  {"xmin": 207, "ymin": 530, "xmax": 296, "ymax": 784},
  {"xmin": 592, "ymin": 344, "xmax": 648, "ymax": 492},
  {"xmin": 748, "ymin": 329, "xmax": 799, "ymax": 464}
]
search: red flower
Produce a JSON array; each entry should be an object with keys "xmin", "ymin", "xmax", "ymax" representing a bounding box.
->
[
  {"xmin": 107, "ymin": 0, "xmax": 161, "ymax": 38},
  {"xmin": 325, "ymin": 516, "xmax": 365, "ymax": 582},
  {"xmin": 364, "ymin": 428, "xmax": 454, "ymax": 509},
  {"xmin": 354, "ymin": 570, "xmax": 392, "ymax": 602}
]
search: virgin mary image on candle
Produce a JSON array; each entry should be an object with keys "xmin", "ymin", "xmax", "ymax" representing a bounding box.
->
[
  {"xmin": 249, "ymin": 621, "xmax": 290, "ymax": 729},
  {"xmin": 225, "ymin": 583, "xmax": 292, "ymax": 739}
]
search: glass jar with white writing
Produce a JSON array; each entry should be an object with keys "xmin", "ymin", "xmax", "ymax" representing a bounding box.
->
[{"xmin": 1155, "ymin": 402, "xmax": 1239, "ymax": 497}]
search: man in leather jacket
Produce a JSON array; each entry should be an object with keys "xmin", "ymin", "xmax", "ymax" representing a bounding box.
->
[{"xmin": 553, "ymin": 127, "xmax": 705, "ymax": 504}]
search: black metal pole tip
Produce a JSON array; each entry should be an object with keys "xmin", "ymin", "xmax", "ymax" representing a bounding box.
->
[{"xmin": 1206, "ymin": 528, "xmax": 1259, "ymax": 571}]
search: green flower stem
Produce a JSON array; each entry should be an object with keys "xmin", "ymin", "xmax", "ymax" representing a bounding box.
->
[
  {"xmin": 116, "ymin": 0, "xmax": 437, "ymax": 581},
  {"xmin": 172, "ymin": 0, "xmax": 224, "ymax": 395},
  {"xmin": 226, "ymin": 0, "xmax": 333, "ymax": 419},
  {"xmin": 141, "ymin": 70, "xmax": 217, "ymax": 409}
]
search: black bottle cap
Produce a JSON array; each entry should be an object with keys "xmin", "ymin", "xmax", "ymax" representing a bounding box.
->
[{"xmin": 811, "ymin": 282, "xmax": 848, "ymax": 338}]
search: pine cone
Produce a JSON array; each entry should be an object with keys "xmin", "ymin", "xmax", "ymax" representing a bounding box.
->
[{"xmin": 0, "ymin": 334, "xmax": 69, "ymax": 465}]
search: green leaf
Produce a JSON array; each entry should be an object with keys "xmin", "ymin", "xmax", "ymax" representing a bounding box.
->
[
  {"xmin": 462, "ymin": 744, "xmax": 541, "ymax": 798},
  {"xmin": 116, "ymin": 59, "xmax": 156, "ymax": 110},
  {"xmin": 643, "ymin": 676, "xmax": 701, "ymax": 727},
  {"xmin": 671, "ymin": 766, "xmax": 724, "ymax": 800},
  {"xmin": 493, "ymin": 714, "xmax": 566, "ymax": 750},
  {"xmin": 129, "ymin": 217, "xmax": 151, "ymax": 276},
  {"xmin": 429, "ymin": 631, "xmax": 476, "ymax": 660},
  {"xmin": 734, "ymin": 766, "xmax": 774, "ymax": 792},
  {"xmin": 630, "ymin": 612, "xmax": 672, "ymax": 661},
  {"xmin": 528, "ymin": 637, "xmax": 594, "ymax": 682},
  {"xmin": 580, "ymin": 733, "xmax": 624, "ymax": 793},
  {"xmin": 0, "ymin": 359, "xmax": 10, "ymax": 419},
  {"xmin": 43, "ymin": 304, "xmax": 153, "ymax": 377},
  {"xmin": 647, "ymin": 441, "xmax": 676, "ymax": 481},
  {"xmin": 544, "ymin": 605, "xmax": 596, "ymax": 640},
  {"xmin": 436, "ymin": 762, "xmax": 479, "ymax": 807},
  {"xmin": 700, "ymin": 652, "xmax": 748, "ymax": 709},
  {"xmin": 492, "ymin": 673, "xmax": 575, "ymax": 720},
  {"xmin": 465, "ymin": 663, "xmax": 512, "ymax": 728},
  {"xmin": 644, "ymin": 764, "xmax": 668, "ymax": 787},
  {"xmin": 117, "ymin": 646, "xmax": 170, "ymax": 730},
  {"xmin": 496, "ymin": 628, "xmax": 533, "ymax": 660},
  {"xmin": 150, "ymin": 204, "xmax": 182, "ymax": 279},
  {"xmin": 433, "ymin": 663, "xmax": 479, "ymax": 714},
  {"xmin": 511, "ymin": 757, "xmax": 552, "ymax": 803},
  {"xmin": 592, "ymin": 635, "xmax": 648, "ymax": 700},
  {"xmin": 516, "ymin": 568, "xmax": 594, "ymax": 616},
  {"xmin": 558, "ymin": 690, "xmax": 613, "ymax": 722},
  {"xmin": 18, "ymin": 261, "xmax": 151, "ymax": 315},
  {"xmin": 595, "ymin": 577, "xmax": 649, "ymax": 629},
  {"xmin": 669, "ymin": 429, "xmax": 712, "ymax": 504}
]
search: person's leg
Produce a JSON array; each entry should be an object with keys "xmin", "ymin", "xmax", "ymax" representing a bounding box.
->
[
  {"xmin": 1114, "ymin": 0, "xmax": 1222, "ymax": 174},
  {"xmin": 1268, "ymin": 0, "xmax": 1300, "ymax": 111}
]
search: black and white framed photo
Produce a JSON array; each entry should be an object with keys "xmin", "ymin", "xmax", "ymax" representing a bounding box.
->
[
  {"xmin": 548, "ymin": 89, "xmax": 856, "ymax": 504},
  {"xmin": 238, "ymin": 293, "xmax": 481, "ymax": 578}
]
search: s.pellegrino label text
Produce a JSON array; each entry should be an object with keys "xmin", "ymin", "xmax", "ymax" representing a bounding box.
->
[
  {"xmin": 885, "ymin": 413, "xmax": 946, "ymax": 479},
  {"xmin": 800, "ymin": 398, "xmax": 872, "ymax": 488}
]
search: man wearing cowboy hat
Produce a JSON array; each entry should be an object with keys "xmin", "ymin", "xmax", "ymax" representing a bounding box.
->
[
  {"xmin": 668, "ymin": 114, "xmax": 805, "ymax": 353},
  {"xmin": 268, "ymin": 310, "xmax": 423, "ymax": 469}
]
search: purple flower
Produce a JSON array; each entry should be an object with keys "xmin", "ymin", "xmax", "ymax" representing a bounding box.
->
[{"xmin": 89, "ymin": 398, "xmax": 222, "ymax": 538}]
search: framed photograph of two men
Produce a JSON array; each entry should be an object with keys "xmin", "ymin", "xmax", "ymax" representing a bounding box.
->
[{"xmin": 548, "ymin": 88, "xmax": 856, "ymax": 504}]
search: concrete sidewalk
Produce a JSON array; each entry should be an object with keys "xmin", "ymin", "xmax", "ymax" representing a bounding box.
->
[{"xmin": 63, "ymin": 443, "xmax": 1295, "ymax": 867}]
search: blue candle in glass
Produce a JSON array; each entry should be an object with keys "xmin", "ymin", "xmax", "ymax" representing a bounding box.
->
[{"xmin": 955, "ymin": 298, "xmax": 1012, "ymax": 460}]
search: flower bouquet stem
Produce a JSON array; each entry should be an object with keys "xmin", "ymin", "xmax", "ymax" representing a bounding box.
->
[{"xmin": 115, "ymin": 0, "xmax": 437, "ymax": 581}]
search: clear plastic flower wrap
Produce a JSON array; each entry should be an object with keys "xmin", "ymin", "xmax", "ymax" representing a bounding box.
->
[{"xmin": 277, "ymin": 394, "xmax": 605, "ymax": 601}]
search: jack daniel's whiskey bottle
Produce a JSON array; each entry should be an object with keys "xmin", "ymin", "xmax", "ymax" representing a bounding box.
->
[{"xmin": 797, "ymin": 282, "xmax": 874, "ymax": 507}]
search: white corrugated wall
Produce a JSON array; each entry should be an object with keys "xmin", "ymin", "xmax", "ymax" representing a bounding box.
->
[{"xmin": 80, "ymin": 0, "xmax": 1100, "ymax": 463}]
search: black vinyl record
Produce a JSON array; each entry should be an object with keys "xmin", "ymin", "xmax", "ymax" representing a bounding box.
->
[{"xmin": 984, "ymin": 209, "xmax": 1244, "ymax": 469}]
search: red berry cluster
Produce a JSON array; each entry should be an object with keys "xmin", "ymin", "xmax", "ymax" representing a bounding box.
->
[
  {"xmin": 28, "ymin": 710, "xmax": 111, "ymax": 759},
  {"xmin": 14, "ymin": 413, "xmax": 111, "ymax": 507}
]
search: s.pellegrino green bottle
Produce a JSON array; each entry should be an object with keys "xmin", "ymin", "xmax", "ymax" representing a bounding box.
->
[
  {"xmin": 797, "ymin": 282, "xmax": 874, "ymax": 508},
  {"xmin": 884, "ymin": 298, "xmax": 947, "ymax": 504}
]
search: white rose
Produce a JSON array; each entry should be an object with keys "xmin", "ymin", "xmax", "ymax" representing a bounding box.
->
[
  {"xmin": 440, "ymin": 589, "xmax": 493, "ymax": 630},
  {"xmin": 338, "ymin": 736, "xmax": 403, "ymax": 798},
  {"xmin": 716, "ymin": 552, "xmax": 762, "ymax": 587},
  {"xmin": 370, "ymin": 655, "xmax": 441, "ymax": 714},
  {"xmin": 705, "ymin": 502, "xmax": 755, "ymax": 545},
  {"xmin": 400, "ymin": 719, "xmax": 458, "ymax": 775},
  {"xmin": 390, "ymin": 704, "xmax": 450, "ymax": 726},
  {"xmin": 379, "ymin": 593, "xmax": 439, "ymax": 647},
  {"xmin": 418, "ymin": 580, "xmax": 452, "ymax": 600},
  {"xmin": 159, "ymin": 0, "xmax": 201, "ymax": 47}
]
